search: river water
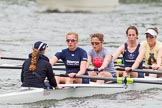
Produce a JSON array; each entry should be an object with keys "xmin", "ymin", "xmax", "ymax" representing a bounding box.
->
[{"xmin": 0, "ymin": 0, "xmax": 162, "ymax": 107}]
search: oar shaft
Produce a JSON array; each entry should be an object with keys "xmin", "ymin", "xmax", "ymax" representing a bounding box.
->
[
  {"xmin": 116, "ymin": 67, "xmax": 162, "ymax": 74},
  {"xmin": 1, "ymin": 56, "xmax": 123, "ymax": 65},
  {"xmin": 0, "ymin": 57, "xmax": 26, "ymax": 60},
  {"xmin": 0, "ymin": 56, "xmax": 64, "ymax": 63},
  {"xmin": 0, "ymin": 66, "xmax": 22, "ymax": 69},
  {"xmin": 132, "ymin": 69, "xmax": 162, "ymax": 74},
  {"xmin": 133, "ymin": 78, "xmax": 162, "ymax": 84},
  {"xmin": 114, "ymin": 64, "xmax": 151, "ymax": 69},
  {"xmin": 56, "ymin": 74, "xmax": 162, "ymax": 85},
  {"xmin": 0, "ymin": 66, "xmax": 66, "ymax": 71},
  {"xmin": 56, "ymin": 74, "xmax": 117, "ymax": 81},
  {"xmin": 52, "ymin": 68, "xmax": 99, "ymax": 71},
  {"xmin": 114, "ymin": 64, "xmax": 124, "ymax": 67}
]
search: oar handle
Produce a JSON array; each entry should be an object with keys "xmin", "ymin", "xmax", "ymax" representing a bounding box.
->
[
  {"xmin": 53, "ymin": 68, "xmax": 99, "ymax": 72},
  {"xmin": 87, "ymin": 68, "xmax": 98, "ymax": 71},
  {"xmin": 115, "ymin": 67, "xmax": 125, "ymax": 71},
  {"xmin": 55, "ymin": 74, "xmax": 69, "ymax": 77},
  {"xmin": 143, "ymin": 66, "xmax": 152, "ymax": 69},
  {"xmin": 114, "ymin": 64, "xmax": 124, "ymax": 67}
]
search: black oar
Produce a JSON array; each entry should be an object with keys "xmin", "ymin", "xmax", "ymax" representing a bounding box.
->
[
  {"xmin": 56, "ymin": 74, "xmax": 117, "ymax": 81},
  {"xmin": 1, "ymin": 56, "xmax": 123, "ymax": 64},
  {"xmin": 116, "ymin": 67, "xmax": 162, "ymax": 74},
  {"xmin": 0, "ymin": 66, "xmax": 66, "ymax": 71},
  {"xmin": 0, "ymin": 56, "xmax": 64, "ymax": 63},
  {"xmin": 114, "ymin": 64, "xmax": 124, "ymax": 67},
  {"xmin": 0, "ymin": 66, "xmax": 98, "ymax": 71},
  {"xmin": 55, "ymin": 74, "xmax": 162, "ymax": 85},
  {"xmin": 0, "ymin": 66, "xmax": 98, "ymax": 72},
  {"xmin": 0, "ymin": 56, "xmax": 26, "ymax": 60},
  {"xmin": 114, "ymin": 65, "xmax": 152, "ymax": 69},
  {"xmin": 0, "ymin": 66, "xmax": 22, "ymax": 69},
  {"xmin": 1, "ymin": 56, "xmax": 124, "ymax": 65}
]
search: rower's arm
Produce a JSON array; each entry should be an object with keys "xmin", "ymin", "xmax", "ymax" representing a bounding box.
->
[
  {"xmin": 156, "ymin": 47, "xmax": 162, "ymax": 67},
  {"xmin": 131, "ymin": 46, "xmax": 145, "ymax": 69},
  {"xmin": 99, "ymin": 54, "xmax": 111, "ymax": 70},
  {"xmin": 112, "ymin": 45, "xmax": 124, "ymax": 62},
  {"xmin": 87, "ymin": 55, "xmax": 92, "ymax": 68},
  {"xmin": 151, "ymin": 47, "xmax": 162, "ymax": 70},
  {"xmin": 78, "ymin": 61, "xmax": 87, "ymax": 75},
  {"xmin": 50, "ymin": 56, "xmax": 58, "ymax": 66}
]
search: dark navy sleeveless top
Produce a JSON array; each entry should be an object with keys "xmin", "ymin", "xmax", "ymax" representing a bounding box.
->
[{"xmin": 123, "ymin": 43, "xmax": 144, "ymax": 78}]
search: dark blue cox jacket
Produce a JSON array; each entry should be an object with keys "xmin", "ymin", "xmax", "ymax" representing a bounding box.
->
[{"xmin": 21, "ymin": 53, "xmax": 57, "ymax": 88}]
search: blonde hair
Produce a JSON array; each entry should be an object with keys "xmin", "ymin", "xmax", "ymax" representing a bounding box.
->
[
  {"xmin": 29, "ymin": 49, "xmax": 39, "ymax": 72},
  {"xmin": 66, "ymin": 32, "xmax": 78, "ymax": 40}
]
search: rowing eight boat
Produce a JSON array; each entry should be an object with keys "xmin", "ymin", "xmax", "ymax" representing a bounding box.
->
[
  {"xmin": 1, "ymin": 64, "xmax": 162, "ymax": 104},
  {"xmin": 0, "ymin": 77, "xmax": 162, "ymax": 105}
]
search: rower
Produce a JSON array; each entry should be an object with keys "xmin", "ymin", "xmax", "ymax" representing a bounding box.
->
[
  {"xmin": 113, "ymin": 26, "xmax": 145, "ymax": 78},
  {"xmin": 141, "ymin": 27, "xmax": 162, "ymax": 78},
  {"xmin": 87, "ymin": 33, "xmax": 116, "ymax": 84},
  {"xmin": 50, "ymin": 32, "xmax": 89, "ymax": 84}
]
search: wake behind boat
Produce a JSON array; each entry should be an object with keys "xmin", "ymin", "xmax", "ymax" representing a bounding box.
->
[
  {"xmin": 36, "ymin": 0, "xmax": 119, "ymax": 13},
  {"xmin": 1, "ymin": 77, "xmax": 162, "ymax": 105}
]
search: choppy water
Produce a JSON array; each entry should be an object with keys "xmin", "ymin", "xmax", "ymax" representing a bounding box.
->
[{"xmin": 0, "ymin": 0, "xmax": 162, "ymax": 107}]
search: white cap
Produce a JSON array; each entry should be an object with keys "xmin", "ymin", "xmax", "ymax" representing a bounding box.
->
[{"xmin": 145, "ymin": 29, "xmax": 157, "ymax": 36}]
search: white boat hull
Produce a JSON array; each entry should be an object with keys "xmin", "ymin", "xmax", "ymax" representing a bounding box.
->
[
  {"xmin": 36, "ymin": 0, "xmax": 119, "ymax": 12},
  {"xmin": 0, "ymin": 82, "xmax": 162, "ymax": 104}
]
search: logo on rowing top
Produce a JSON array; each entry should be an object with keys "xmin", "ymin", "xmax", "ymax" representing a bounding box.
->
[{"xmin": 93, "ymin": 57, "xmax": 103, "ymax": 67}]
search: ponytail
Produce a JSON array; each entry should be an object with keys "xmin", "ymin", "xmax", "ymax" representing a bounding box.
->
[{"xmin": 29, "ymin": 49, "xmax": 39, "ymax": 72}]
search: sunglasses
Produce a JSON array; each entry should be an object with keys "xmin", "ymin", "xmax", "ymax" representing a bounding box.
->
[
  {"xmin": 146, "ymin": 34, "xmax": 154, "ymax": 39},
  {"xmin": 91, "ymin": 42, "xmax": 101, "ymax": 45},
  {"xmin": 66, "ymin": 39, "xmax": 77, "ymax": 43}
]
